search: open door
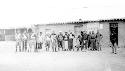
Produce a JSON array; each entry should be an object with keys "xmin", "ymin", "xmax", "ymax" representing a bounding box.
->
[{"xmin": 109, "ymin": 22, "xmax": 118, "ymax": 45}]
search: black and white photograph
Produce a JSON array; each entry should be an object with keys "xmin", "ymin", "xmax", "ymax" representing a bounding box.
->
[{"xmin": 0, "ymin": 0, "xmax": 125, "ymax": 71}]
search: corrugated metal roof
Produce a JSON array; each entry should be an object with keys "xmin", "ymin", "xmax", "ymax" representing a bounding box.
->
[{"xmin": 36, "ymin": 18, "xmax": 125, "ymax": 26}]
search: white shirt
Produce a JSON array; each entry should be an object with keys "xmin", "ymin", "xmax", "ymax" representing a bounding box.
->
[
  {"xmin": 69, "ymin": 34, "xmax": 74, "ymax": 39},
  {"xmin": 22, "ymin": 34, "xmax": 27, "ymax": 40},
  {"xmin": 38, "ymin": 35, "xmax": 44, "ymax": 43},
  {"xmin": 30, "ymin": 33, "xmax": 36, "ymax": 40},
  {"xmin": 15, "ymin": 33, "xmax": 21, "ymax": 41}
]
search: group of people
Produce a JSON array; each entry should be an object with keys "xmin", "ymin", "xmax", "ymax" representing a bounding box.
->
[
  {"xmin": 77, "ymin": 31, "xmax": 103, "ymax": 51},
  {"xmin": 15, "ymin": 29, "xmax": 103, "ymax": 52}
]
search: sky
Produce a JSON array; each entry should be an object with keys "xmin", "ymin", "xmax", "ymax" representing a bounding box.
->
[{"xmin": 0, "ymin": 0, "xmax": 125, "ymax": 28}]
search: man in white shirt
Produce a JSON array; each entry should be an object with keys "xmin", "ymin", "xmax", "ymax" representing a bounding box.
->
[
  {"xmin": 63, "ymin": 32, "xmax": 69, "ymax": 51},
  {"xmin": 37, "ymin": 32, "xmax": 44, "ymax": 51},
  {"xmin": 22, "ymin": 31, "xmax": 28, "ymax": 52},
  {"xmin": 15, "ymin": 30, "xmax": 21, "ymax": 52}
]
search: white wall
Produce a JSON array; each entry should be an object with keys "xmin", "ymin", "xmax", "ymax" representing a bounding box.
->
[
  {"xmin": 99, "ymin": 22, "xmax": 125, "ymax": 48},
  {"xmin": 99, "ymin": 22, "xmax": 110, "ymax": 48},
  {"xmin": 118, "ymin": 22, "xmax": 125, "ymax": 48},
  {"xmin": 37, "ymin": 24, "xmax": 75, "ymax": 35}
]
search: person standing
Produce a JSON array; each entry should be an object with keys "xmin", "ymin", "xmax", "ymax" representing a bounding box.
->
[
  {"xmin": 35, "ymin": 33, "xmax": 39, "ymax": 52},
  {"xmin": 37, "ymin": 32, "xmax": 44, "ymax": 52},
  {"xmin": 90, "ymin": 31, "xmax": 96, "ymax": 51},
  {"xmin": 68, "ymin": 32, "xmax": 75, "ymax": 51},
  {"xmin": 45, "ymin": 34, "xmax": 51, "ymax": 51},
  {"xmin": 20, "ymin": 32, "xmax": 25, "ymax": 52},
  {"xmin": 73, "ymin": 35, "xmax": 77, "ymax": 51},
  {"xmin": 29, "ymin": 32, "xmax": 37, "ymax": 52},
  {"xmin": 110, "ymin": 33, "xmax": 117, "ymax": 54},
  {"xmin": 88, "ymin": 31, "xmax": 92, "ymax": 50},
  {"xmin": 15, "ymin": 30, "xmax": 21, "ymax": 52},
  {"xmin": 96, "ymin": 30, "xmax": 103, "ymax": 51},
  {"xmin": 27, "ymin": 28, "xmax": 33, "ymax": 52},
  {"xmin": 77, "ymin": 32, "xmax": 83, "ymax": 51},
  {"xmin": 82, "ymin": 31, "xmax": 88, "ymax": 50},
  {"xmin": 75, "ymin": 35, "xmax": 80, "ymax": 51},
  {"xmin": 27, "ymin": 31, "xmax": 31, "ymax": 52},
  {"xmin": 22, "ymin": 31, "xmax": 28, "ymax": 52},
  {"xmin": 51, "ymin": 32, "xmax": 58, "ymax": 52},
  {"xmin": 80, "ymin": 31, "xmax": 85, "ymax": 51},
  {"xmin": 63, "ymin": 32, "xmax": 69, "ymax": 51},
  {"xmin": 57, "ymin": 31, "xmax": 64, "ymax": 51},
  {"xmin": 20, "ymin": 33, "xmax": 23, "ymax": 52}
]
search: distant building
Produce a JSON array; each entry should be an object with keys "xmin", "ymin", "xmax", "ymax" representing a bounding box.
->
[
  {"xmin": 0, "ymin": 29, "xmax": 5, "ymax": 41},
  {"xmin": 5, "ymin": 29, "xmax": 15, "ymax": 41},
  {"xmin": 0, "ymin": 28, "xmax": 27, "ymax": 41}
]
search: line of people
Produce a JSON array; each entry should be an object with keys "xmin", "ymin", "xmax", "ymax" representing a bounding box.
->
[
  {"xmin": 77, "ymin": 31, "xmax": 103, "ymax": 51},
  {"xmin": 15, "ymin": 30, "xmax": 103, "ymax": 52}
]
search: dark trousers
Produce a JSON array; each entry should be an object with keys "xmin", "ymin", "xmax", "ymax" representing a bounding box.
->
[
  {"xmin": 16, "ymin": 41, "xmax": 21, "ymax": 52},
  {"xmin": 46, "ymin": 41, "xmax": 50, "ymax": 51},
  {"xmin": 91, "ymin": 39, "xmax": 96, "ymax": 50},
  {"xmin": 38, "ymin": 42, "xmax": 43, "ymax": 49},
  {"xmin": 23, "ymin": 40, "xmax": 27, "ymax": 52},
  {"xmin": 81, "ymin": 40, "xmax": 88, "ymax": 50},
  {"xmin": 88, "ymin": 40, "xmax": 91, "ymax": 48},
  {"xmin": 58, "ymin": 41, "xmax": 63, "ymax": 51},
  {"xmin": 35, "ymin": 42, "xmax": 38, "ymax": 52},
  {"xmin": 111, "ymin": 40, "xmax": 117, "ymax": 53},
  {"xmin": 68, "ymin": 39, "xmax": 73, "ymax": 51},
  {"xmin": 35, "ymin": 42, "xmax": 43, "ymax": 52}
]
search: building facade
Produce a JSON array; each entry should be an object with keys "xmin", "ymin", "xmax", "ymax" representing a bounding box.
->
[
  {"xmin": 35, "ymin": 19, "xmax": 125, "ymax": 48},
  {"xmin": 0, "ymin": 18, "xmax": 125, "ymax": 48}
]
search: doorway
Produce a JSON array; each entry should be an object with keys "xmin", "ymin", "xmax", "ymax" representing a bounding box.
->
[{"xmin": 109, "ymin": 22, "xmax": 118, "ymax": 45}]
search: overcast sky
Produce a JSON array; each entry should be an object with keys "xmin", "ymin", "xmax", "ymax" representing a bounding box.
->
[{"xmin": 0, "ymin": 0, "xmax": 125, "ymax": 28}]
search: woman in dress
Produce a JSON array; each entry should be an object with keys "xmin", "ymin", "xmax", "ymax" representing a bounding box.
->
[{"xmin": 63, "ymin": 32, "xmax": 69, "ymax": 51}]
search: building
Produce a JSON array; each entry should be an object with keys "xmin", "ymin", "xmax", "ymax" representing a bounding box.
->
[
  {"xmin": 35, "ymin": 18, "xmax": 125, "ymax": 48},
  {"xmin": 0, "ymin": 18, "xmax": 125, "ymax": 48},
  {"xmin": 0, "ymin": 28, "xmax": 27, "ymax": 41}
]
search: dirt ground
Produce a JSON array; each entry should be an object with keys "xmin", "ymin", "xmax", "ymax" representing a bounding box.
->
[{"xmin": 0, "ymin": 41, "xmax": 125, "ymax": 71}]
